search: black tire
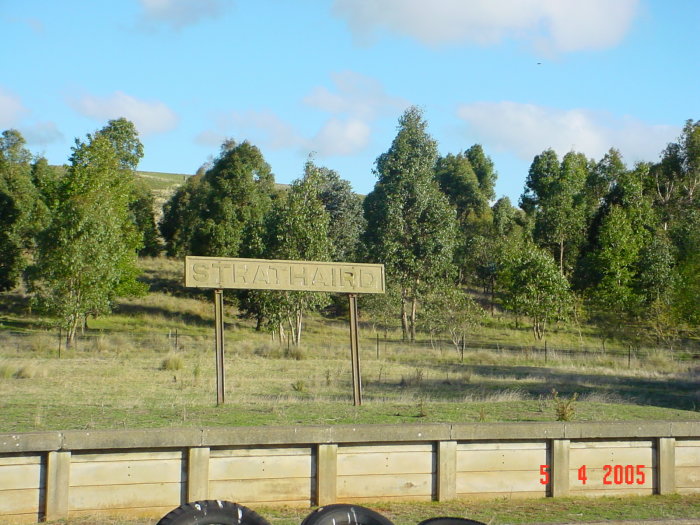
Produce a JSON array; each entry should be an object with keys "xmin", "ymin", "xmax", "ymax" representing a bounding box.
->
[
  {"xmin": 300, "ymin": 504, "xmax": 395, "ymax": 525},
  {"xmin": 156, "ymin": 500, "xmax": 271, "ymax": 525},
  {"xmin": 417, "ymin": 518, "xmax": 487, "ymax": 525}
]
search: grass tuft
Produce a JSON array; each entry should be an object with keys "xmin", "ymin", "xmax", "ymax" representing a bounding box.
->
[{"xmin": 160, "ymin": 355, "xmax": 184, "ymax": 371}]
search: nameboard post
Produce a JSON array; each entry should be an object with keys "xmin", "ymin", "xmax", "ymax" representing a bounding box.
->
[{"xmin": 185, "ymin": 257, "xmax": 385, "ymax": 406}]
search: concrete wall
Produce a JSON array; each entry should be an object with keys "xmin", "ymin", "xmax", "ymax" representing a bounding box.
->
[{"xmin": 0, "ymin": 421, "xmax": 698, "ymax": 523}]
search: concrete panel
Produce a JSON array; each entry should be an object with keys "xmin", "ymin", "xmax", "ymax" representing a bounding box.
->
[
  {"xmin": 337, "ymin": 472, "xmax": 432, "ymax": 499},
  {"xmin": 69, "ymin": 482, "xmax": 182, "ymax": 511},
  {"xmin": 569, "ymin": 441, "xmax": 654, "ymax": 496},
  {"xmin": 70, "ymin": 457, "xmax": 182, "ymax": 486},
  {"xmin": 209, "ymin": 477, "xmax": 312, "ymax": 504},
  {"xmin": 0, "ymin": 462, "xmax": 41, "ymax": 491},
  {"xmin": 71, "ymin": 450, "xmax": 183, "ymax": 463},
  {"xmin": 0, "ymin": 488, "xmax": 43, "ymax": 515},
  {"xmin": 210, "ymin": 454, "xmax": 312, "ymax": 481},
  {"xmin": 568, "ymin": 466, "xmax": 653, "ymax": 490},
  {"xmin": 210, "ymin": 446, "xmax": 312, "ymax": 458},
  {"xmin": 338, "ymin": 449, "xmax": 433, "ymax": 476},
  {"xmin": 676, "ymin": 440, "xmax": 700, "ymax": 467},
  {"xmin": 0, "ymin": 455, "xmax": 42, "ymax": 520},
  {"xmin": 570, "ymin": 441, "xmax": 653, "ymax": 467},
  {"xmin": 456, "ymin": 442, "xmax": 546, "ymax": 472},
  {"xmin": 676, "ymin": 439, "xmax": 700, "ymax": 492},
  {"xmin": 456, "ymin": 471, "xmax": 545, "ymax": 495}
]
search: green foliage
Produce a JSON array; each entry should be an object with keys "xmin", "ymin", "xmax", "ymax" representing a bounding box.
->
[
  {"xmin": 29, "ymin": 132, "xmax": 145, "ymax": 345},
  {"xmin": 465, "ymin": 144, "xmax": 497, "ymax": 202},
  {"xmin": 313, "ymin": 161, "xmax": 366, "ymax": 261},
  {"xmin": 0, "ymin": 129, "xmax": 49, "ymax": 290},
  {"xmin": 159, "ymin": 140, "xmax": 275, "ymax": 259},
  {"xmin": 421, "ymin": 285, "xmax": 484, "ymax": 351},
  {"xmin": 160, "ymin": 355, "xmax": 184, "ymax": 371},
  {"xmin": 363, "ymin": 106, "xmax": 458, "ymax": 341},
  {"xmin": 245, "ymin": 160, "xmax": 334, "ymax": 345},
  {"xmin": 551, "ymin": 388, "xmax": 579, "ymax": 421},
  {"xmin": 435, "ymin": 151, "xmax": 488, "ymax": 223},
  {"xmin": 93, "ymin": 118, "xmax": 144, "ymax": 172},
  {"xmin": 130, "ymin": 180, "xmax": 162, "ymax": 256},
  {"xmin": 499, "ymin": 242, "xmax": 573, "ymax": 339}
]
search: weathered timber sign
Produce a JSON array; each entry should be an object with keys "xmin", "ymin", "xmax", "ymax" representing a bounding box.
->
[
  {"xmin": 185, "ymin": 256, "xmax": 385, "ymax": 294},
  {"xmin": 184, "ymin": 256, "xmax": 385, "ymax": 406}
]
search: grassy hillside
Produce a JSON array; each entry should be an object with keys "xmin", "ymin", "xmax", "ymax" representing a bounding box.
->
[{"xmin": 0, "ymin": 257, "xmax": 698, "ymax": 433}]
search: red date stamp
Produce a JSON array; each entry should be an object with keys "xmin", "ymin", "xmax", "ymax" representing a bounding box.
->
[{"xmin": 540, "ymin": 464, "xmax": 646, "ymax": 485}]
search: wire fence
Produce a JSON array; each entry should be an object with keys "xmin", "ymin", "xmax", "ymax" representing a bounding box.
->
[{"xmin": 1, "ymin": 327, "xmax": 697, "ymax": 366}]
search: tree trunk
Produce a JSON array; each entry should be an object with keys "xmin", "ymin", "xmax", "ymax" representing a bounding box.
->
[
  {"xmin": 295, "ymin": 310, "xmax": 303, "ymax": 346},
  {"xmin": 559, "ymin": 240, "xmax": 565, "ymax": 275},
  {"xmin": 400, "ymin": 290, "xmax": 409, "ymax": 342},
  {"xmin": 410, "ymin": 295, "xmax": 417, "ymax": 342}
]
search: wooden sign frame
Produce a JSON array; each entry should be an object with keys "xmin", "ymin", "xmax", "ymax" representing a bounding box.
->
[{"xmin": 184, "ymin": 256, "xmax": 385, "ymax": 406}]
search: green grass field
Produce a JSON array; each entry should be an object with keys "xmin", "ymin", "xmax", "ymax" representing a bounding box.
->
[{"xmin": 0, "ymin": 257, "xmax": 698, "ymax": 433}]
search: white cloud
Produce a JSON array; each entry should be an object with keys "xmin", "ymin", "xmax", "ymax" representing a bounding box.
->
[
  {"xmin": 70, "ymin": 91, "xmax": 178, "ymax": 135},
  {"xmin": 302, "ymin": 71, "xmax": 406, "ymax": 156},
  {"xmin": 138, "ymin": 0, "xmax": 232, "ymax": 30},
  {"xmin": 456, "ymin": 101, "xmax": 678, "ymax": 163},
  {"xmin": 0, "ymin": 87, "xmax": 28, "ymax": 128},
  {"xmin": 303, "ymin": 71, "xmax": 407, "ymax": 120},
  {"xmin": 198, "ymin": 72, "xmax": 402, "ymax": 158},
  {"xmin": 333, "ymin": 0, "xmax": 639, "ymax": 53},
  {"xmin": 227, "ymin": 110, "xmax": 303, "ymax": 150},
  {"xmin": 310, "ymin": 118, "xmax": 371, "ymax": 156}
]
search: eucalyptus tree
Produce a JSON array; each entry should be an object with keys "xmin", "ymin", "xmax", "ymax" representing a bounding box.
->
[
  {"xmin": 93, "ymin": 118, "xmax": 162, "ymax": 255},
  {"xmin": 578, "ymin": 164, "xmax": 657, "ymax": 330},
  {"xmin": 498, "ymin": 241, "xmax": 572, "ymax": 340},
  {"xmin": 313, "ymin": 161, "xmax": 365, "ymax": 262},
  {"xmin": 251, "ymin": 161, "xmax": 334, "ymax": 345},
  {"xmin": 652, "ymin": 119, "xmax": 700, "ymax": 229},
  {"xmin": 363, "ymin": 107, "xmax": 457, "ymax": 341},
  {"xmin": 465, "ymin": 144, "xmax": 497, "ymax": 202},
  {"xmin": 522, "ymin": 149, "xmax": 589, "ymax": 275},
  {"xmin": 0, "ymin": 130, "xmax": 48, "ymax": 290},
  {"xmin": 159, "ymin": 140, "xmax": 276, "ymax": 259},
  {"xmin": 29, "ymin": 133, "xmax": 144, "ymax": 345}
]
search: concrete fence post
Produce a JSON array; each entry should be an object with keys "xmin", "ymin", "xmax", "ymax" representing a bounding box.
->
[
  {"xmin": 437, "ymin": 440, "xmax": 457, "ymax": 501},
  {"xmin": 45, "ymin": 450, "xmax": 70, "ymax": 521},
  {"xmin": 187, "ymin": 447, "xmax": 210, "ymax": 502},
  {"xmin": 317, "ymin": 444, "xmax": 338, "ymax": 505},
  {"xmin": 657, "ymin": 437, "xmax": 676, "ymax": 495},
  {"xmin": 551, "ymin": 439, "xmax": 570, "ymax": 497}
]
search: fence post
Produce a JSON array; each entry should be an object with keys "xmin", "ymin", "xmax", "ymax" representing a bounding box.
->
[
  {"xmin": 317, "ymin": 444, "xmax": 338, "ymax": 505},
  {"xmin": 187, "ymin": 447, "xmax": 210, "ymax": 501},
  {"xmin": 45, "ymin": 451, "xmax": 70, "ymax": 521},
  {"xmin": 657, "ymin": 438, "xmax": 676, "ymax": 495},
  {"xmin": 437, "ymin": 440, "xmax": 457, "ymax": 501},
  {"xmin": 551, "ymin": 439, "xmax": 570, "ymax": 497}
]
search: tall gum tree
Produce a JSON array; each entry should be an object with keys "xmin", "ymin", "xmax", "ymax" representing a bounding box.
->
[
  {"xmin": 29, "ymin": 133, "xmax": 144, "ymax": 345},
  {"xmin": 252, "ymin": 161, "xmax": 334, "ymax": 345},
  {"xmin": 362, "ymin": 107, "xmax": 457, "ymax": 341},
  {"xmin": 0, "ymin": 130, "xmax": 48, "ymax": 290}
]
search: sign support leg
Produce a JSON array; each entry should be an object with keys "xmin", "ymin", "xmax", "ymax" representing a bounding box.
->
[
  {"xmin": 214, "ymin": 289, "xmax": 225, "ymax": 405},
  {"xmin": 348, "ymin": 293, "xmax": 362, "ymax": 406}
]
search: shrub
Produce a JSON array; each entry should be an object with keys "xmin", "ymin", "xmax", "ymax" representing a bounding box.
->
[
  {"xmin": 291, "ymin": 380, "xmax": 307, "ymax": 393},
  {"xmin": 0, "ymin": 362, "xmax": 15, "ymax": 379},
  {"xmin": 160, "ymin": 355, "xmax": 184, "ymax": 371},
  {"xmin": 552, "ymin": 388, "xmax": 578, "ymax": 421}
]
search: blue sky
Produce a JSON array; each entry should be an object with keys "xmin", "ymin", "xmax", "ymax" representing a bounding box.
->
[{"xmin": 2, "ymin": 0, "xmax": 698, "ymax": 202}]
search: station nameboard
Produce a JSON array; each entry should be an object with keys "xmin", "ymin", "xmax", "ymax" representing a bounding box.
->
[{"xmin": 185, "ymin": 256, "xmax": 385, "ymax": 294}]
